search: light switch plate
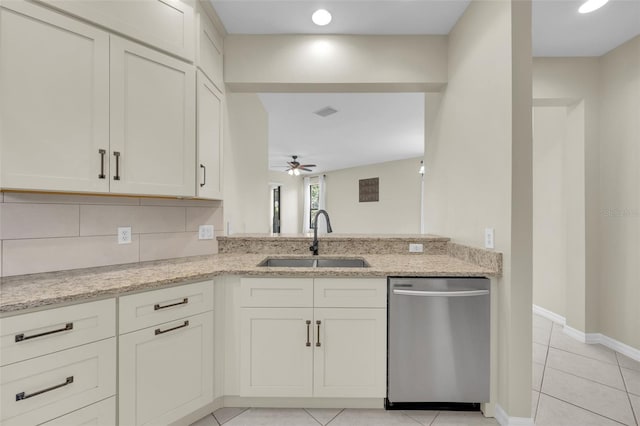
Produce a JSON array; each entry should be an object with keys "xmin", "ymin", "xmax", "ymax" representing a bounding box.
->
[
  {"xmin": 484, "ymin": 228, "xmax": 495, "ymax": 249},
  {"xmin": 118, "ymin": 227, "xmax": 132, "ymax": 244},
  {"xmin": 409, "ymin": 243, "xmax": 424, "ymax": 253},
  {"xmin": 199, "ymin": 225, "xmax": 214, "ymax": 240}
]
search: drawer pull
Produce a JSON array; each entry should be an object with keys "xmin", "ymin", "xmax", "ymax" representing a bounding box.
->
[
  {"xmin": 16, "ymin": 376, "xmax": 74, "ymax": 401},
  {"xmin": 316, "ymin": 320, "xmax": 322, "ymax": 347},
  {"xmin": 15, "ymin": 323, "xmax": 73, "ymax": 343},
  {"xmin": 305, "ymin": 320, "xmax": 311, "ymax": 347},
  {"xmin": 155, "ymin": 320, "xmax": 189, "ymax": 335},
  {"xmin": 154, "ymin": 298, "xmax": 188, "ymax": 311}
]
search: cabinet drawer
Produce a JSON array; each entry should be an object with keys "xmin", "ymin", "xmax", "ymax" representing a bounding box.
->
[
  {"xmin": 0, "ymin": 299, "xmax": 115, "ymax": 366},
  {"xmin": 42, "ymin": 396, "xmax": 115, "ymax": 426},
  {"xmin": 0, "ymin": 338, "xmax": 116, "ymax": 426},
  {"xmin": 119, "ymin": 281, "xmax": 213, "ymax": 334},
  {"xmin": 241, "ymin": 278, "xmax": 313, "ymax": 307},
  {"xmin": 314, "ymin": 278, "xmax": 387, "ymax": 308}
]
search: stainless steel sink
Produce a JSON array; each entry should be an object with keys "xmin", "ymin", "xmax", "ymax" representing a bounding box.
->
[
  {"xmin": 316, "ymin": 258, "xmax": 369, "ymax": 268},
  {"xmin": 257, "ymin": 257, "xmax": 369, "ymax": 268},
  {"xmin": 258, "ymin": 258, "xmax": 316, "ymax": 267}
]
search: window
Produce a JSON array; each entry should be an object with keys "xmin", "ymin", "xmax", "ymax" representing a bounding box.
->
[{"xmin": 309, "ymin": 183, "xmax": 319, "ymax": 228}]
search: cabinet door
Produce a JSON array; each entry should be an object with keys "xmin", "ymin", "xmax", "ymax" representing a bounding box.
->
[
  {"xmin": 110, "ymin": 35, "xmax": 196, "ymax": 197},
  {"xmin": 196, "ymin": 12, "xmax": 223, "ymax": 91},
  {"xmin": 240, "ymin": 308, "xmax": 313, "ymax": 397},
  {"xmin": 196, "ymin": 71, "xmax": 223, "ymax": 199},
  {"xmin": 119, "ymin": 311, "xmax": 213, "ymax": 426},
  {"xmin": 313, "ymin": 308, "xmax": 386, "ymax": 398},
  {"xmin": 39, "ymin": 0, "xmax": 195, "ymax": 61},
  {"xmin": 0, "ymin": 1, "xmax": 109, "ymax": 193}
]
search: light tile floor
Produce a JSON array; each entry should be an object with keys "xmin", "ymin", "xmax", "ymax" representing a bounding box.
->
[
  {"xmin": 192, "ymin": 313, "xmax": 640, "ymax": 426},
  {"xmin": 532, "ymin": 314, "xmax": 640, "ymax": 426}
]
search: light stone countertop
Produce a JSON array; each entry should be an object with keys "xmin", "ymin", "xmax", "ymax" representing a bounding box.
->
[{"xmin": 0, "ymin": 252, "xmax": 497, "ymax": 314}]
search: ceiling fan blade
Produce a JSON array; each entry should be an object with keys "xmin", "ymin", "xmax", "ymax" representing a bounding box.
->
[
  {"xmin": 300, "ymin": 167, "xmax": 314, "ymax": 172},
  {"xmin": 300, "ymin": 164, "xmax": 316, "ymax": 168}
]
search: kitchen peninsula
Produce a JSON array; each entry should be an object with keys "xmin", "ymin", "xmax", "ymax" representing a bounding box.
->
[
  {"xmin": 0, "ymin": 234, "xmax": 501, "ymax": 426},
  {"xmin": 0, "ymin": 234, "xmax": 501, "ymax": 313}
]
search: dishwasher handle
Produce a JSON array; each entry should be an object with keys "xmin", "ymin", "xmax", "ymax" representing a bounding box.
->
[{"xmin": 392, "ymin": 289, "xmax": 489, "ymax": 297}]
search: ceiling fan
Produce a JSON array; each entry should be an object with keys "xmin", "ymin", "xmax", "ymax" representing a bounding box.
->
[{"xmin": 286, "ymin": 155, "xmax": 316, "ymax": 175}]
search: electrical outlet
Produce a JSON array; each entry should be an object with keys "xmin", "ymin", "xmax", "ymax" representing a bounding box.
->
[
  {"xmin": 484, "ymin": 228, "xmax": 495, "ymax": 249},
  {"xmin": 409, "ymin": 243, "xmax": 424, "ymax": 253},
  {"xmin": 118, "ymin": 227, "xmax": 132, "ymax": 244},
  {"xmin": 199, "ymin": 225, "xmax": 214, "ymax": 240}
]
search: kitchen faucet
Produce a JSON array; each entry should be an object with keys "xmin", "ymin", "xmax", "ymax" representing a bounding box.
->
[{"xmin": 309, "ymin": 210, "xmax": 333, "ymax": 255}]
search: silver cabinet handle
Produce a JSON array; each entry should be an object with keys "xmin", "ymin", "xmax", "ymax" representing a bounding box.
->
[
  {"xmin": 15, "ymin": 323, "xmax": 73, "ymax": 342},
  {"xmin": 315, "ymin": 320, "xmax": 322, "ymax": 347},
  {"xmin": 113, "ymin": 151, "xmax": 121, "ymax": 180},
  {"xmin": 392, "ymin": 289, "xmax": 489, "ymax": 297},
  {"xmin": 16, "ymin": 376, "xmax": 74, "ymax": 401},
  {"xmin": 98, "ymin": 149, "xmax": 106, "ymax": 179},
  {"xmin": 155, "ymin": 320, "xmax": 189, "ymax": 336},
  {"xmin": 154, "ymin": 298, "xmax": 188, "ymax": 310},
  {"xmin": 305, "ymin": 320, "xmax": 311, "ymax": 347},
  {"xmin": 200, "ymin": 164, "xmax": 206, "ymax": 187}
]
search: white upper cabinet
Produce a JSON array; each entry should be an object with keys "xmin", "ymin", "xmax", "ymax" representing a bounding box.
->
[
  {"xmin": 196, "ymin": 11, "xmax": 223, "ymax": 91},
  {"xmin": 197, "ymin": 71, "xmax": 223, "ymax": 199},
  {"xmin": 38, "ymin": 0, "xmax": 195, "ymax": 61},
  {"xmin": 110, "ymin": 36, "xmax": 196, "ymax": 197},
  {"xmin": 0, "ymin": 1, "xmax": 109, "ymax": 193}
]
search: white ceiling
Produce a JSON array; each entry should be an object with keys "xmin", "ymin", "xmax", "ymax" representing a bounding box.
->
[
  {"xmin": 259, "ymin": 93, "xmax": 425, "ymax": 173},
  {"xmin": 211, "ymin": 0, "xmax": 640, "ymax": 57},
  {"xmin": 213, "ymin": 0, "xmax": 639, "ymax": 173}
]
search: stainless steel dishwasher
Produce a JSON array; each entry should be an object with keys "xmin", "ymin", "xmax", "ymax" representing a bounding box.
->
[{"xmin": 386, "ymin": 277, "xmax": 490, "ymax": 410}]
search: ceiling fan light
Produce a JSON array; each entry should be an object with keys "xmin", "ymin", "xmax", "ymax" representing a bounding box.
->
[
  {"xmin": 294, "ymin": 169, "xmax": 300, "ymax": 176},
  {"xmin": 578, "ymin": 0, "xmax": 608, "ymax": 13},
  {"xmin": 288, "ymin": 169, "xmax": 294, "ymax": 176}
]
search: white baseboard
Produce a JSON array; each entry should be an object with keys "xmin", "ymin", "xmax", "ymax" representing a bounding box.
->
[
  {"xmin": 495, "ymin": 404, "xmax": 535, "ymax": 426},
  {"xmin": 532, "ymin": 304, "xmax": 566, "ymax": 326},
  {"xmin": 586, "ymin": 332, "xmax": 640, "ymax": 362},
  {"xmin": 532, "ymin": 304, "xmax": 640, "ymax": 362},
  {"xmin": 563, "ymin": 325, "xmax": 586, "ymax": 343}
]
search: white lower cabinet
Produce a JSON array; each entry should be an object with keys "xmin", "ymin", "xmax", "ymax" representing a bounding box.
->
[
  {"xmin": 41, "ymin": 396, "xmax": 115, "ymax": 426},
  {"xmin": 119, "ymin": 310, "xmax": 214, "ymax": 426},
  {"xmin": 313, "ymin": 308, "xmax": 387, "ymax": 397},
  {"xmin": 0, "ymin": 338, "xmax": 116, "ymax": 426},
  {"xmin": 239, "ymin": 277, "xmax": 387, "ymax": 399},
  {"xmin": 240, "ymin": 308, "xmax": 313, "ymax": 397}
]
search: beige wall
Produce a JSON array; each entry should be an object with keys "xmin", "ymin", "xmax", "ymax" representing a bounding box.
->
[
  {"xmin": 268, "ymin": 171, "xmax": 302, "ymax": 234},
  {"xmin": 424, "ymin": 0, "xmax": 532, "ymax": 417},
  {"xmin": 0, "ymin": 192, "xmax": 222, "ymax": 277},
  {"xmin": 532, "ymin": 107, "xmax": 568, "ymax": 316},
  {"xmin": 597, "ymin": 36, "xmax": 640, "ymax": 349},
  {"xmin": 324, "ymin": 157, "xmax": 423, "ymax": 234},
  {"xmin": 223, "ymin": 93, "xmax": 270, "ymax": 234},
  {"xmin": 533, "ymin": 58, "xmax": 598, "ymax": 333},
  {"xmin": 224, "ymin": 35, "xmax": 447, "ymax": 92},
  {"xmin": 531, "ymin": 36, "xmax": 640, "ymax": 350}
]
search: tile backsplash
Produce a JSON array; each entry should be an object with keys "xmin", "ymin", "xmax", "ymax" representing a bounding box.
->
[{"xmin": 0, "ymin": 192, "xmax": 223, "ymax": 277}]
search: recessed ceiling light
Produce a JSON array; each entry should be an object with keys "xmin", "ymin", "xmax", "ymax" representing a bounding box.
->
[
  {"xmin": 578, "ymin": 0, "xmax": 609, "ymax": 14},
  {"xmin": 312, "ymin": 9, "xmax": 332, "ymax": 26}
]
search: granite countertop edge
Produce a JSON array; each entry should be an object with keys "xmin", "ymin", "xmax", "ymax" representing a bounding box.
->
[{"xmin": 0, "ymin": 253, "xmax": 498, "ymax": 314}]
